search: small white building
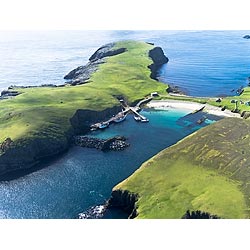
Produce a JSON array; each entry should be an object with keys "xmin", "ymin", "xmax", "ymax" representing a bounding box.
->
[{"xmin": 151, "ymin": 92, "xmax": 159, "ymax": 97}]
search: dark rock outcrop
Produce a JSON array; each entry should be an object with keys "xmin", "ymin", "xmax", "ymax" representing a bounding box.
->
[
  {"xmin": 241, "ymin": 110, "xmax": 250, "ymax": 119},
  {"xmin": 64, "ymin": 43, "xmax": 126, "ymax": 85},
  {"xmin": 89, "ymin": 43, "xmax": 126, "ymax": 62},
  {"xmin": 107, "ymin": 189, "xmax": 138, "ymax": 219},
  {"xmin": 74, "ymin": 135, "xmax": 129, "ymax": 151},
  {"xmin": 0, "ymin": 138, "xmax": 13, "ymax": 153},
  {"xmin": 0, "ymin": 105, "xmax": 122, "ymax": 177},
  {"xmin": 182, "ymin": 210, "xmax": 220, "ymax": 219},
  {"xmin": 166, "ymin": 85, "xmax": 186, "ymax": 95},
  {"xmin": 0, "ymin": 90, "xmax": 21, "ymax": 99},
  {"xmin": 0, "ymin": 135, "xmax": 70, "ymax": 176},
  {"xmin": 148, "ymin": 47, "xmax": 169, "ymax": 80},
  {"xmin": 63, "ymin": 58, "xmax": 106, "ymax": 85},
  {"xmin": 243, "ymin": 35, "xmax": 250, "ymax": 39},
  {"xmin": 70, "ymin": 106, "xmax": 121, "ymax": 135}
]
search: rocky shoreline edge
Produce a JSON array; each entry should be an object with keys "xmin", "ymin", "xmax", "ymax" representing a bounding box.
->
[{"xmin": 0, "ymin": 42, "xmax": 169, "ymax": 178}]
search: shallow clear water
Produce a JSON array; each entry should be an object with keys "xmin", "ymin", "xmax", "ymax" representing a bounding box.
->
[{"xmin": 0, "ymin": 109, "xmax": 218, "ymax": 218}]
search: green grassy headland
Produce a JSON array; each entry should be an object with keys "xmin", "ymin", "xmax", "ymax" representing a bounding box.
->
[
  {"xmin": 0, "ymin": 41, "xmax": 167, "ymax": 145},
  {"xmin": 114, "ymin": 118, "xmax": 250, "ymax": 218}
]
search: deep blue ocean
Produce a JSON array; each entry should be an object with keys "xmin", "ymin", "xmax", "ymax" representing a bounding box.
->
[
  {"xmin": 0, "ymin": 30, "xmax": 249, "ymax": 218},
  {"xmin": 1, "ymin": 30, "xmax": 250, "ymax": 96}
]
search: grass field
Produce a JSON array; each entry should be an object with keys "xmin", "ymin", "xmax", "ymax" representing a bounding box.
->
[
  {"xmin": 0, "ymin": 41, "xmax": 167, "ymax": 145},
  {"xmin": 207, "ymin": 87, "xmax": 250, "ymax": 113},
  {"xmin": 114, "ymin": 117, "xmax": 250, "ymax": 218}
]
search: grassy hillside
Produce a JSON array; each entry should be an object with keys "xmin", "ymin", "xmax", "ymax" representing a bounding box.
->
[
  {"xmin": 114, "ymin": 117, "xmax": 250, "ymax": 218},
  {"xmin": 0, "ymin": 41, "xmax": 167, "ymax": 145},
  {"xmin": 207, "ymin": 87, "xmax": 250, "ymax": 113}
]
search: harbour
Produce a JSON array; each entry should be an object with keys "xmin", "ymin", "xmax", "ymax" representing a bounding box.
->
[{"xmin": 90, "ymin": 97, "xmax": 152, "ymax": 130}]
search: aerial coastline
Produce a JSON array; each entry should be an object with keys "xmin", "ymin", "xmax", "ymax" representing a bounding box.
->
[
  {"xmin": 146, "ymin": 99, "xmax": 241, "ymax": 118},
  {"xmin": 1, "ymin": 35, "xmax": 250, "ymax": 219},
  {"xmin": 0, "ymin": 40, "xmax": 169, "ymax": 177}
]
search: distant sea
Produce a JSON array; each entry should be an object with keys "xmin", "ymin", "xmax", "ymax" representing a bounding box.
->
[
  {"xmin": 1, "ymin": 30, "xmax": 250, "ymax": 96},
  {"xmin": 0, "ymin": 30, "xmax": 249, "ymax": 218}
]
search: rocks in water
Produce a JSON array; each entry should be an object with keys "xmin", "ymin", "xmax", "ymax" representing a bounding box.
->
[
  {"xmin": 243, "ymin": 35, "xmax": 250, "ymax": 39},
  {"xmin": 166, "ymin": 85, "xmax": 186, "ymax": 95},
  {"xmin": 74, "ymin": 135, "xmax": 130, "ymax": 151},
  {"xmin": 236, "ymin": 87, "xmax": 244, "ymax": 95},
  {"xmin": 78, "ymin": 204, "xmax": 107, "ymax": 219},
  {"xmin": 64, "ymin": 43, "xmax": 126, "ymax": 86}
]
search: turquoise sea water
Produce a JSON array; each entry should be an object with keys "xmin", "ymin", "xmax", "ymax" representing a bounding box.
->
[
  {"xmin": 0, "ymin": 30, "xmax": 249, "ymax": 218},
  {"xmin": 0, "ymin": 109, "xmax": 219, "ymax": 218}
]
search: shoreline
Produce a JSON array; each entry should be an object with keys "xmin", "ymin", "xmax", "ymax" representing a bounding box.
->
[{"xmin": 146, "ymin": 99, "xmax": 241, "ymax": 118}]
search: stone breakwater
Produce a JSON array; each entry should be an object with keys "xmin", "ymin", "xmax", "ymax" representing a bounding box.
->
[{"xmin": 74, "ymin": 135, "xmax": 130, "ymax": 151}]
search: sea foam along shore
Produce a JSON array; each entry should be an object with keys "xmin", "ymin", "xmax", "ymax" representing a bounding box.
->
[{"xmin": 147, "ymin": 99, "xmax": 241, "ymax": 118}]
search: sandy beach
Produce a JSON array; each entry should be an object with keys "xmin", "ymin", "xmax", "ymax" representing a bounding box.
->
[{"xmin": 147, "ymin": 100, "xmax": 241, "ymax": 118}]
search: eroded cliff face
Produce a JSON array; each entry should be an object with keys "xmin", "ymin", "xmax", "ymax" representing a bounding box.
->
[
  {"xmin": 148, "ymin": 47, "xmax": 169, "ymax": 80},
  {"xmin": 64, "ymin": 43, "xmax": 168, "ymax": 85},
  {"xmin": 70, "ymin": 106, "xmax": 121, "ymax": 134},
  {"xmin": 0, "ymin": 106, "xmax": 122, "ymax": 176},
  {"xmin": 0, "ymin": 135, "xmax": 70, "ymax": 176},
  {"xmin": 107, "ymin": 189, "xmax": 138, "ymax": 219}
]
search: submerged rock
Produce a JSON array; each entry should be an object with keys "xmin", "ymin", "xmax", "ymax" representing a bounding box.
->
[{"xmin": 243, "ymin": 35, "xmax": 250, "ymax": 39}]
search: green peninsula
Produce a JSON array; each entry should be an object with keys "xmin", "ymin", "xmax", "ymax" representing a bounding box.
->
[{"xmin": 0, "ymin": 41, "xmax": 167, "ymax": 175}]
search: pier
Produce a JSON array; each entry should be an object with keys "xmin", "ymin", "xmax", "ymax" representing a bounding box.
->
[{"xmin": 90, "ymin": 97, "xmax": 152, "ymax": 130}]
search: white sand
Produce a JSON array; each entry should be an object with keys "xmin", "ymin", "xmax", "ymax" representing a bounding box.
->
[{"xmin": 147, "ymin": 100, "xmax": 241, "ymax": 118}]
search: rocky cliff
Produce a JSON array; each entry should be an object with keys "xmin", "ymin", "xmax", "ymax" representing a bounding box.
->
[
  {"xmin": 64, "ymin": 43, "xmax": 168, "ymax": 85},
  {"xmin": 64, "ymin": 43, "xmax": 127, "ymax": 85},
  {"xmin": 70, "ymin": 105, "xmax": 121, "ymax": 134},
  {"xmin": 107, "ymin": 189, "xmax": 138, "ymax": 219},
  {"xmin": 148, "ymin": 47, "xmax": 169, "ymax": 80},
  {"xmin": 0, "ymin": 135, "xmax": 70, "ymax": 176}
]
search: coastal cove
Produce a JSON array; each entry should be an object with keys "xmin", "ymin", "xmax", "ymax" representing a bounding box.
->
[
  {"xmin": 1, "ymin": 31, "xmax": 250, "ymax": 219},
  {"xmin": 0, "ymin": 108, "xmax": 220, "ymax": 218}
]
